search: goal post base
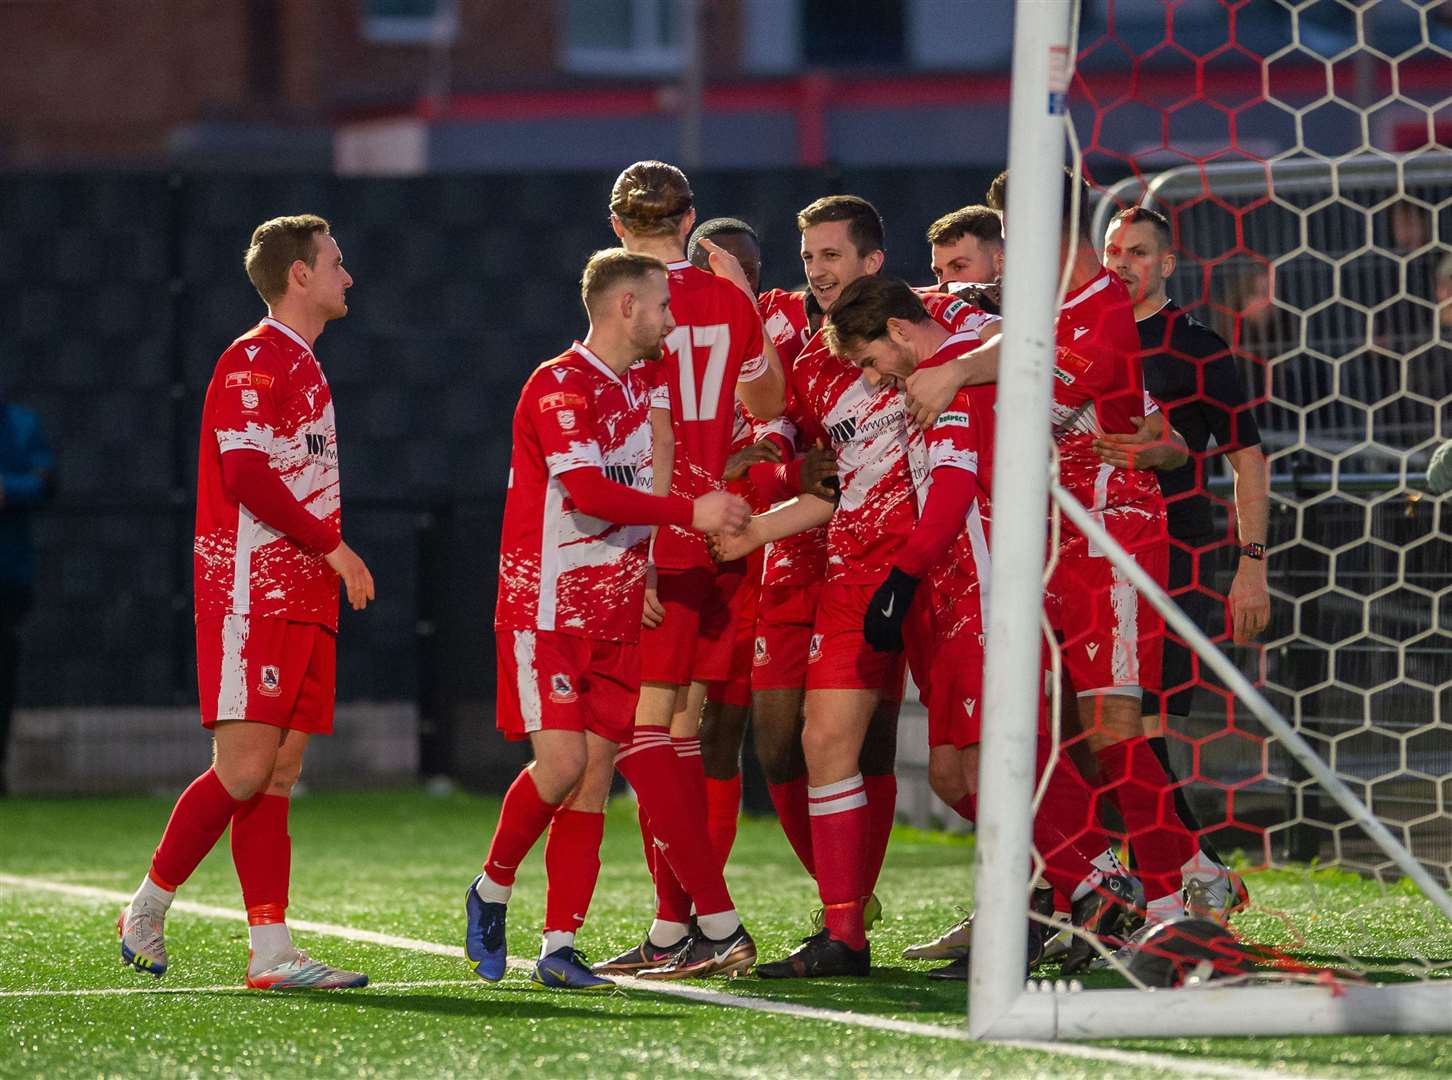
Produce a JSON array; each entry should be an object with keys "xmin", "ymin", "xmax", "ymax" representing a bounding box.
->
[{"xmin": 972, "ymin": 980, "xmax": 1452, "ymax": 1041}]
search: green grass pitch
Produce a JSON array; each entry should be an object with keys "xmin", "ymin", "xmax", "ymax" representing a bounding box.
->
[{"xmin": 3, "ymin": 790, "xmax": 1451, "ymax": 1078}]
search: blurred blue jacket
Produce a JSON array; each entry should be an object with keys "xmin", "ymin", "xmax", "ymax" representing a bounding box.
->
[{"xmin": 0, "ymin": 397, "xmax": 56, "ymax": 594}]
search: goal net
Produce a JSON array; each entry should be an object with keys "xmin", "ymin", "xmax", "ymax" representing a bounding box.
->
[{"xmin": 969, "ymin": 0, "xmax": 1452, "ymax": 1039}]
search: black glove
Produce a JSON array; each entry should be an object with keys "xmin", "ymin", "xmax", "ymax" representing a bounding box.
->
[{"xmin": 863, "ymin": 568, "xmax": 918, "ymax": 652}]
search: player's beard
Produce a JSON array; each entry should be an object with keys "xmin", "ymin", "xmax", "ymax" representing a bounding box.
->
[{"xmin": 635, "ymin": 326, "xmax": 666, "ymax": 362}]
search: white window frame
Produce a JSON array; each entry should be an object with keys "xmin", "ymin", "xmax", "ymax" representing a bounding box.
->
[{"xmin": 560, "ymin": 0, "xmax": 685, "ymax": 75}]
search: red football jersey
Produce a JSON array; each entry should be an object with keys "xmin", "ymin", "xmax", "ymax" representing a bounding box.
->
[
  {"xmin": 920, "ymin": 358, "xmax": 998, "ymax": 644},
  {"xmin": 194, "ymin": 317, "xmax": 340, "ymax": 629},
  {"xmin": 1052, "ymin": 269, "xmax": 1165, "ymax": 529},
  {"xmin": 758, "ymin": 287, "xmax": 811, "ymax": 372},
  {"xmin": 652, "ymin": 261, "xmax": 769, "ymax": 569},
  {"xmin": 496, "ymin": 343, "xmax": 657, "ymax": 643}
]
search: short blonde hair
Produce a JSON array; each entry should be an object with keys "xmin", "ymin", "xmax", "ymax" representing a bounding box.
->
[
  {"xmin": 244, "ymin": 214, "xmax": 330, "ymax": 303},
  {"xmin": 580, "ymin": 248, "xmax": 669, "ymax": 315}
]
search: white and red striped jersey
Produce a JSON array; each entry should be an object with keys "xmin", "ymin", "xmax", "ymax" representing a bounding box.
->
[
  {"xmin": 1052, "ymin": 269, "xmax": 1165, "ymax": 537},
  {"xmin": 496, "ymin": 343, "xmax": 656, "ymax": 643},
  {"xmin": 194, "ymin": 317, "xmax": 340, "ymax": 629},
  {"xmin": 758, "ymin": 287, "xmax": 811, "ymax": 371},
  {"xmin": 652, "ymin": 261, "xmax": 768, "ymax": 570}
]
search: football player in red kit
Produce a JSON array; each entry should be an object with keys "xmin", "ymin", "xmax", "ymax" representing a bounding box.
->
[
  {"xmin": 118, "ymin": 215, "xmax": 376, "ymax": 990},
  {"xmin": 468, "ymin": 249, "xmax": 753, "ymax": 990}
]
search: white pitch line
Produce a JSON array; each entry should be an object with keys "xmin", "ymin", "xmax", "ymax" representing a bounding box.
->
[
  {"xmin": 0, "ymin": 978, "xmax": 481, "ymax": 1000},
  {"xmin": 1, "ymin": 873, "xmax": 1309, "ymax": 1080}
]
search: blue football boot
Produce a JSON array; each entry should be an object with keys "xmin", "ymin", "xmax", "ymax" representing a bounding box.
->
[
  {"xmin": 464, "ymin": 875, "xmax": 508, "ymax": 982},
  {"xmin": 533, "ymin": 946, "xmax": 614, "ymax": 990}
]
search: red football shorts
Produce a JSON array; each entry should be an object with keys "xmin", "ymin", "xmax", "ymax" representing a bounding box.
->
[
  {"xmin": 495, "ymin": 628, "xmax": 639, "ymax": 745},
  {"xmin": 707, "ymin": 553, "xmax": 762, "ymax": 709},
  {"xmin": 804, "ymin": 582, "xmax": 926, "ymax": 701},
  {"xmin": 640, "ymin": 564, "xmax": 742, "ymax": 686},
  {"xmin": 1046, "ymin": 510, "xmax": 1168, "ymax": 697},
  {"xmin": 196, "ymin": 615, "xmax": 335, "ymax": 734},
  {"xmin": 751, "ymin": 580, "xmax": 823, "ymax": 693},
  {"xmin": 926, "ymin": 634, "xmax": 986, "ymax": 750}
]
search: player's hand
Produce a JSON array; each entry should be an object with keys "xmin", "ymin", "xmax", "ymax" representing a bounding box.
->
[
  {"xmin": 325, "ymin": 540, "xmax": 375, "ymax": 611},
  {"xmin": 695, "ymin": 237, "xmax": 754, "ymax": 299},
  {"xmin": 863, "ymin": 568, "xmax": 918, "ymax": 652},
  {"xmin": 692, "ymin": 490, "xmax": 751, "ymax": 535},
  {"xmin": 1094, "ymin": 416, "xmax": 1177, "ymax": 470},
  {"xmin": 708, "ymin": 518, "xmax": 762, "ymax": 564},
  {"xmin": 800, "ymin": 440, "xmax": 840, "ymax": 501},
  {"xmin": 723, "ymin": 438, "xmax": 782, "ymax": 481},
  {"xmin": 642, "ymin": 586, "xmax": 666, "ymax": 629},
  {"xmin": 1228, "ymin": 561, "xmax": 1270, "ymax": 644},
  {"xmin": 905, "ymin": 358, "xmax": 965, "ymax": 428}
]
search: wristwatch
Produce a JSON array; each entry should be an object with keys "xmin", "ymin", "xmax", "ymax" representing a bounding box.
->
[{"xmin": 1239, "ymin": 542, "xmax": 1266, "ymax": 561}]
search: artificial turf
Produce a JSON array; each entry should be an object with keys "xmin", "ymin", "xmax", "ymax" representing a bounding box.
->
[{"xmin": 3, "ymin": 790, "xmax": 1451, "ymax": 1079}]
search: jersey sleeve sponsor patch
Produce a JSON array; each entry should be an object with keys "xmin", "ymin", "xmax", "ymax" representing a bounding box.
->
[
  {"xmin": 539, "ymin": 391, "xmax": 588, "ymax": 412},
  {"xmin": 933, "ymin": 409, "xmax": 971, "ymax": 429}
]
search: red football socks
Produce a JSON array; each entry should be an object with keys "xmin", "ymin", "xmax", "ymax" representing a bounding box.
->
[
  {"xmin": 1094, "ymin": 736, "xmax": 1197, "ymax": 901},
  {"xmin": 616, "ymin": 726, "xmax": 734, "ymax": 917},
  {"xmin": 483, "ymin": 769, "xmax": 560, "ymax": 888},
  {"xmin": 807, "ymin": 774, "xmax": 869, "ymax": 950},
  {"xmin": 638, "ymin": 803, "xmax": 692, "ymax": 923},
  {"xmin": 543, "ymin": 808, "xmax": 605, "ymax": 934},
  {"xmin": 767, "ymin": 777, "xmax": 816, "ymax": 877},
  {"xmin": 705, "ymin": 774, "xmax": 742, "ymax": 871},
  {"xmin": 230, "ymin": 792, "xmax": 291, "ymax": 918},
  {"xmin": 862, "ymin": 773, "xmax": 897, "ymax": 895},
  {"xmin": 150, "ymin": 768, "xmax": 242, "ymax": 891}
]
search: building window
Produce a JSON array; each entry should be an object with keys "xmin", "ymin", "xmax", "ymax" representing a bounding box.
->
[
  {"xmin": 361, "ymin": 0, "xmax": 458, "ymax": 45},
  {"xmin": 561, "ymin": 0, "xmax": 684, "ymax": 75},
  {"xmin": 802, "ymin": 0, "xmax": 904, "ymax": 66}
]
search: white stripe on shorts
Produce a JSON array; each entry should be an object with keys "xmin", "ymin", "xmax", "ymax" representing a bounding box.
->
[{"xmin": 513, "ymin": 630, "xmax": 543, "ymax": 732}]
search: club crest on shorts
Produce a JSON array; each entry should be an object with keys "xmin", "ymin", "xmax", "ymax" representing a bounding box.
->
[
  {"xmin": 808, "ymin": 633, "xmax": 823, "ymax": 664},
  {"xmin": 549, "ymin": 673, "xmax": 578, "ymax": 703},
  {"xmin": 258, "ymin": 665, "xmax": 282, "ymax": 697},
  {"xmin": 753, "ymin": 635, "xmax": 770, "ymax": 667}
]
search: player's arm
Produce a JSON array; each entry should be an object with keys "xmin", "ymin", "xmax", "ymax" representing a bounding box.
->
[
  {"xmin": 1225, "ymin": 442, "xmax": 1269, "ymax": 644},
  {"xmin": 904, "ymin": 330, "xmax": 1002, "ymax": 428},
  {"xmin": 865, "ymin": 410, "xmax": 982, "ymax": 651},
  {"xmin": 649, "ymin": 405, "xmax": 675, "ymax": 498},
  {"xmin": 710, "ymin": 492, "xmax": 834, "ymax": 563},
  {"xmin": 1091, "ymin": 409, "xmax": 1190, "ymax": 471},
  {"xmin": 0, "ymin": 408, "xmax": 56, "ymax": 510}
]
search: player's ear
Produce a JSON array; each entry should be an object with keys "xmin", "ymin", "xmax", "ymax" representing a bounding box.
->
[
  {"xmin": 1162, "ymin": 249, "xmax": 1177, "ymax": 279},
  {"xmin": 618, "ymin": 288, "xmax": 636, "ymax": 320},
  {"xmin": 864, "ymin": 249, "xmax": 885, "ymax": 276},
  {"xmin": 288, "ymin": 258, "xmax": 310, "ymax": 293},
  {"xmin": 993, "ymin": 248, "xmax": 1005, "ymax": 280},
  {"xmin": 886, "ymin": 318, "xmax": 910, "ymax": 345},
  {"xmin": 679, "ymin": 209, "xmax": 696, "ymax": 243}
]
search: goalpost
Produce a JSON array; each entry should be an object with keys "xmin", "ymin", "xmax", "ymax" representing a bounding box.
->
[{"xmin": 970, "ymin": 0, "xmax": 1452, "ymax": 1040}]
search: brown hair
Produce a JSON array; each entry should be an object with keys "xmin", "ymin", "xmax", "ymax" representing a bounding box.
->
[
  {"xmin": 244, "ymin": 214, "xmax": 330, "ymax": 304},
  {"xmin": 927, "ymin": 204, "xmax": 1003, "ymax": 248},
  {"xmin": 822, "ymin": 276, "xmax": 927, "ymax": 355},
  {"xmin": 610, "ymin": 160, "xmax": 695, "ymax": 238},
  {"xmin": 987, "ymin": 168, "xmax": 1091, "ymax": 240},
  {"xmin": 1110, "ymin": 205, "xmax": 1172, "ymax": 251},
  {"xmin": 796, "ymin": 195, "xmax": 885, "ymax": 256},
  {"xmin": 580, "ymin": 248, "xmax": 669, "ymax": 314}
]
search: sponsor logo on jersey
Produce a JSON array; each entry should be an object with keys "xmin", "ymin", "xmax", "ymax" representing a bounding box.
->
[
  {"xmin": 1053, "ymin": 367, "xmax": 1076, "ymax": 385},
  {"xmin": 551, "ymin": 367, "xmax": 570, "ymax": 383},
  {"xmin": 828, "ymin": 417, "xmax": 857, "ymax": 444},
  {"xmin": 540, "ymin": 391, "xmax": 587, "ymax": 411},
  {"xmin": 240, "ymin": 389, "xmax": 260, "ymax": 410},
  {"xmin": 1085, "ymin": 642, "xmax": 1101, "ymax": 661},
  {"xmin": 964, "ymin": 697, "xmax": 977, "ymax": 717},
  {"xmin": 933, "ymin": 410, "xmax": 970, "ymax": 429},
  {"xmin": 244, "ymin": 345, "xmax": 262, "ymax": 361},
  {"xmin": 942, "ymin": 298, "xmax": 967, "ymax": 321},
  {"xmin": 807, "ymin": 633, "xmax": 823, "ymax": 663},
  {"xmin": 1073, "ymin": 325, "xmax": 1091, "ymax": 340},
  {"xmin": 549, "ymin": 673, "xmax": 578, "ymax": 704},
  {"xmin": 603, "ymin": 464, "xmax": 638, "ymax": 486},
  {"xmin": 305, "ymin": 433, "xmax": 329, "ymax": 457},
  {"xmin": 258, "ymin": 665, "xmax": 282, "ymax": 697},
  {"xmin": 226, "ymin": 371, "xmax": 252, "ymax": 388},
  {"xmin": 753, "ymin": 635, "xmax": 770, "ymax": 667}
]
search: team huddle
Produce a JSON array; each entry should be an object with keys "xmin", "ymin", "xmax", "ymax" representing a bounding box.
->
[{"xmin": 117, "ymin": 155, "xmax": 1268, "ymax": 992}]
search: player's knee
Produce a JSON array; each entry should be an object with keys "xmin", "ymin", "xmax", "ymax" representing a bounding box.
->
[
  {"xmin": 699, "ymin": 705, "xmax": 747, "ymax": 779},
  {"xmin": 266, "ymin": 759, "xmax": 304, "ymax": 797},
  {"xmin": 929, "ymin": 755, "xmax": 968, "ymax": 806},
  {"xmin": 214, "ymin": 758, "xmax": 272, "ymax": 801},
  {"xmin": 801, "ymin": 719, "xmax": 854, "ymax": 776},
  {"xmin": 531, "ymin": 745, "xmax": 588, "ymax": 803}
]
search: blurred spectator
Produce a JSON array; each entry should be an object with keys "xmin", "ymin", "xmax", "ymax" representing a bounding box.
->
[
  {"xmin": 0, "ymin": 386, "xmax": 55, "ymax": 795},
  {"xmin": 1374, "ymin": 200, "xmax": 1439, "ymax": 350}
]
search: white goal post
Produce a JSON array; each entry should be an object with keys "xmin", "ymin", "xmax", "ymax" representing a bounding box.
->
[{"xmin": 967, "ymin": 0, "xmax": 1452, "ymax": 1042}]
